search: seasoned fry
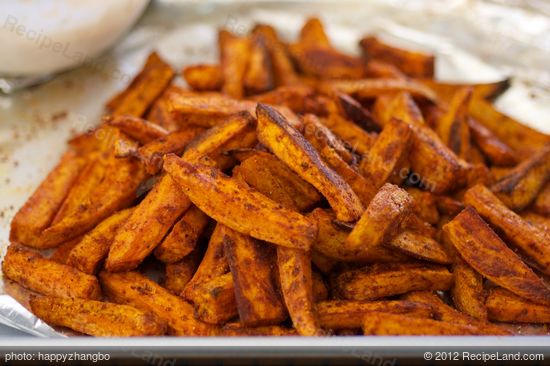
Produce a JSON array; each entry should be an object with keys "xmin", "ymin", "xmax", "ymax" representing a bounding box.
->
[
  {"xmin": 100, "ymin": 271, "xmax": 215, "ymax": 335},
  {"xmin": 154, "ymin": 206, "xmax": 210, "ymax": 263},
  {"xmin": 10, "ymin": 151, "xmax": 85, "ymax": 247},
  {"xmin": 2, "ymin": 245, "xmax": 101, "ymax": 300},
  {"xmin": 146, "ymin": 85, "xmax": 186, "ymax": 131},
  {"xmin": 468, "ymin": 117, "xmax": 516, "ymax": 166},
  {"xmin": 30, "ymin": 296, "xmax": 166, "ymax": 336},
  {"xmin": 362, "ymin": 312, "xmax": 478, "ymax": 336},
  {"xmin": 183, "ymin": 64, "xmax": 223, "ymax": 91},
  {"xmin": 190, "ymin": 272, "xmax": 238, "ymax": 325},
  {"xmin": 320, "ymin": 113, "xmax": 376, "ymax": 156},
  {"xmin": 49, "ymin": 236, "xmax": 82, "ymax": 264},
  {"xmin": 164, "ymin": 249, "xmax": 202, "ymax": 295},
  {"xmin": 302, "ymin": 112, "xmax": 355, "ymax": 164},
  {"xmin": 251, "ymin": 85, "xmax": 323, "ymax": 116},
  {"xmin": 359, "ymin": 36, "xmax": 434, "ymax": 77},
  {"xmin": 533, "ymin": 182, "xmax": 550, "ymax": 216},
  {"xmin": 419, "ymin": 79, "xmax": 511, "ymax": 102},
  {"xmin": 221, "ymin": 323, "xmax": 297, "ymax": 336},
  {"xmin": 317, "ymin": 300, "xmax": 433, "ymax": 330},
  {"xmin": 443, "ymin": 207, "xmax": 550, "ymax": 305},
  {"xmin": 487, "ymin": 287, "xmax": 550, "ymax": 323},
  {"xmin": 106, "ymin": 52, "xmax": 174, "ymax": 117},
  {"xmin": 344, "ymin": 184, "xmax": 412, "ymax": 255},
  {"xmin": 327, "ymin": 79, "xmax": 437, "ymax": 102},
  {"xmin": 278, "ymin": 247, "xmax": 324, "ymax": 336},
  {"xmin": 387, "ymin": 231, "xmax": 451, "ymax": 264},
  {"xmin": 334, "ymin": 263, "xmax": 453, "ymax": 301},
  {"xmin": 464, "ymin": 184, "xmax": 550, "ymax": 275},
  {"xmin": 435, "ymin": 87, "xmax": 471, "ymax": 159},
  {"xmin": 219, "ymin": 30, "xmax": 251, "ymax": 98},
  {"xmin": 257, "ymin": 103, "xmax": 363, "ymax": 221},
  {"xmin": 312, "ymin": 271, "xmax": 328, "ymax": 302},
  {"xmin": 104, "ymin": 115, "xmax": 168, "ymax": 144},
  {"xmin": 67, "ymin": 208, "xmax": 133, "ymax": 274},
  {"xmin": 452, "ymin": 257, "xmax": 487, "ymax": 320},
  {"xmin": 406, "ymin": 188, "xmax": 439, "ymax": 225},
  {"xmin": 244, "ymin": 34, "xmax": 274, "ymax": 94},
  {"xmin": 364, "ymin": 59, "xmax": 406, "ymax": 79},
  {"xmin": 224, "ymin": 228, "xmax": 286, "ymax": 326}
]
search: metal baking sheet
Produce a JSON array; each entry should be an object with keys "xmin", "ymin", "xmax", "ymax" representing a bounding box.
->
[{"xmin": 0, "ymin": 0, "xmax": 549, "ymax": 347}]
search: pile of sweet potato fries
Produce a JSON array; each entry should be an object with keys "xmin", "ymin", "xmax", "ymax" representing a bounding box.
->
[{"xmin": 4, "ymin": 18, "xmax": 550, "ymax": 337}]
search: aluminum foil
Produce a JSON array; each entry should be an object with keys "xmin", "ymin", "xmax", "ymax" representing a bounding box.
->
[{"xmin": 0, "ymin": 0, "xmax": 549, "ymax": 337}]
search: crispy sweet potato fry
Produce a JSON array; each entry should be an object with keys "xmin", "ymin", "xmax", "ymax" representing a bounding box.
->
[
  {"xmin": 219, "ymin": 30, "xmax": 251, "ymax": 98},
  {"xmin": 320, "ymin": 113, "xmax": 376, "ymax": 156},
  {"xmin": 49, "ymin": 236, "xmax": 83, "ymax": 264},
  {"xmin": 468, "ymin": 117, "xmax": 516, "ymax": 166},
  {"xmin": 302, "ymin": 112, "xmax": 355, "ymax": 164},
  {"xmin": 224, "ymin": 228, "xmax": 286, "ymax": 326},
  {"xmin": 487, "ymin": 287, "xmax": 550, "ymax": 323},
  {"xmin": 364, "ymin": 60, "xmax": 406, "ymax": 78},
  {"xmin": 257, "ymin": 103, "xmax": 363, "ymax": 221},
  {"xmin": 244, "ymin": 34, "xmax": 274, "ymax": 94},
  {"xmin": 387, "ymin": 231, "xmax": 451, "ymax": 264},
  {"xmin": 66, "ymin": 208, "xmax": 133, "ymax": 274},
  {"xmin": 452, "ymin": 257, "xmax": 487, "ymax": 320},
  {"xmin": 406, "ymin": 188, "xmax": 439, "ymax": 225},
  {"xmin": 435, "ymin": 88, "xmax": 471, "ymax": 159},
  {"xmin": 190, "ymin": 272, "xmax": 238, "ymax": 325},
  {"xmin": 362, "ymin": 312, "xmax": 478, "ymax": 335},
  {"xmin": 183, "ymin": 64, "xmax": 223, "ymax": 91},
  {"xmin": 2, "ymin": 246, "xmax": 101, "ymax": 300},
  {"xmin": 491, "ymin": 144, "xmax": 550, "ymax": 210},
  {"xmin": 533, "ymin": 182, "xmax": 550, "ymax": 216},
  {"xmin": 154, "ymin": 206, "xmax": 210, "ymax": 263},
  {"xmin": 344, "ymin": 184, "xmax": 412, "ymax": 255},
  {"xmin": 10, "ymin": 151, "xmax": 85, "ymax": 247},
  {"xmin": 443, "ymin": 207, "xmax": 550, "ymax": 305},
  {"xmin": 221, "ymin": 323, "xmax": 297, "ymax": 336},
  {"xmin": 104, "ymin": 115, "xmax": 168, "ymax": 144},
  {"xmin": 164, "ymin": 249, "xmax": 202, "ymax": 295},
  {"xmin": 359, "ymin": 36, "xmax": 434, "ymax": 78},
  {"xmin": 232, "ymin": 150, "xmax": 321, "ymax": 211},
  {"xmin": 30, "ymin": 296, "xmax": 166, "ymax": 336},
  {"xmin": 317, "ymin": 300, "xmax": 433, "ymax": 330},
  {"xmin": 251, "ymin": 85, "xmax": 324, "ymax": 116},
  {"xmin": 106, "ymin": 52, "xmax": 174, "ymax": 117},
  {"xmin": 164, "ymin": 155, "xmax": 316, "ymax": 250},
  {"xmin": 100, "ymin": 271, "xmax": 215, "ymax": 335},
  {"xmin": 145, "ymin": 86, "xmax": 186, "ymax": 132},
  {"xmin": 419, "ymin": 79, "xmax": 511, "ymax": 102},
  {"xmin": 278, "ymin": 247, "xmax": 324, "ymax": 336},
  {"xmin": 312, "ymin": 271, "xmax": 328, "ymax": 302},
  {"xmin": 334, "ymin": 263, "xmax": 453, "ymax": 301},
  {"xmin": 327, "ymin": 79, "xmax": 437, "ymax": 102},
  {"xmin": 464, "ymin": 184, "xmax": 550, "ymax": 274}
]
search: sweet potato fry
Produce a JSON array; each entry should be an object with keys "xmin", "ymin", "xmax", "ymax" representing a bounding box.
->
[
  {"xmin": 49, "ymin": 236, "xmax": 82, "ymax": 264},
  {"xmin": 312, "ymin": 271, "xmax": 328, "ymax": 302},
  {"xmin": 244, "ymin": 34, "xmax": 274, "ymax": 94},
  {"xmin": 106, "ymin": 52, "xmax": 174, "ymax": 117},
  {"xmin": 232, "ymin": 150, "xmax": 321, "ymax": 211},
  {"xmin": 221, "ymin": 323, "xmax": 297, "ymax": 336},
  {"xmin": 66, "ymin": 208, "xmax": 133, "ymax": 274},
  {"xmin": 164, "ymin": 154, "xmax": 316, "ymax": 250},
  {"xmin": 100, "ymin": 271, "xmax": 215, "ymax": 335},
  {"xmin": 145, "ymin": 86, "xmax": 186, "ymax": 132},
  {"xmin": 435, "ymin": 87, "xmax": 471, "ymax": 159},
  {"xmin": 521, "ymin": 211, "xmax": 550, "ymax": 235},
  {"xmin": 164, "ymin": 249, "xmax": 202, "ymax": 295},
  {"xmin": 364, "ymin": 60, "xmax": 406, "ymax": 79},
  {"xmin": 491, "ymin": 144, "xmax": 550, "ymax": 210},
  {"xmin": 443, "ymin": 207, "xmax": 550, "ymax": 305},
  {"xmin": 183, "ymin": 64, "xmax": 223, "ymax": 92},
  {"xmin": 327, "ymin": 78, "xmax": 437, "ymax": 102},
  {"xmin": 298, "ymin": 17, "xmax": 331, "ymax": 48},
  {"xmin": 359, "ymin": 118, "xmax": 412, "ymax": 191},
  {"xmin": 533, "ymin": 182, "xmax": 550, "ymax": 216},
  {"xmin": 10, "ymin": 151, "xmax": 85, "ymax": 247},
  {"xmin": 464, "ymin": 184, "xmax": 550, "ymax": 275},
  {"xmin": 250, "ymin": 85, "xmax": 324, "ymax": 116},
  {"xmin": 362, "ymin": 312, "xmax": 478, "ymax": 336},
  {"xmin": 406, "ymin": 188, "xmax": 439, "ymax": 225},
  {"xmin": 359, "ymin": 36, "xmax": 434, "ymax": 78},
  {"xmin": 219, "ymin": 30, "xmax": 251, "ymax": 98},
  {"xmin": 320, "ymin": 113, "xmax": 376, "ymax": 156},
  {"xmin": 190, "ymin": 272, "xmax": 238, "ymax": 325},
  {"xmin": 419, "ymin": 79, "xmax": 511, "ymax": 102},
  {"xmin": 452, "ymin": 257, "xmax": 487, "ymax": 320},
  {"xmin": 290, "ymin": 46, "xmax": 365, "ymax": 80},
  {"xmin": 334, "ymin": 92, "xmax": 381, "ymax": 132},
  {"xmin": 334, "ymin": 263, "xmax": 453, "ymax": 301},
  {"xmin": 468, "ymin": 117, "xmax": 516, "ymax": 166},
  {"xmin": 2, "ymin": 245, "xmax": 101, "ymax": 300},
  {"xmin": 387, "ymin": 231, "xmax": 451, "ymax": 264},
  {"xmin": 487, "ymin": 287, "xmax": 550, "ymax": 323},
  {"xmin": 302, "ymin": 112, "xmax": 355, "ymax": 164},
  {"xmin": 344, "ymin": 184, "xmax": 412, "ymax": 255},
  {"xmin": 224, "ymin": 228, "xmax": 286, "ymax": 326},
  {"xmin": 154, "ymin": 206, "xmax": 210, "ymax": 263},
  {"xmin": 256, "ymin": 103, "xmax": 363, "ymax": 221},
  {"xmin": 104, "ymin": 115, "xmax": 168, "ymax": 144},
  {"xmin": 30, "ymin": 296, "xmax": 166, "ymax": 336},
  {"xmin": 317, "ymin": 300, "xmax": 433, "ymax": 330},
  {"xmin": 277, "ymin": 247, "xmax": 324, "ymax": 336}
]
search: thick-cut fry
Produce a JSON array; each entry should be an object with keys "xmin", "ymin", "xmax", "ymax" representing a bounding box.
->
[
  {"xmin": 359, "ymin": 36, "xmax": 434, "ymax": 77},
  {"xmin": 164, "ymin": 249, "xmax": 202, "ymax": 295},
  {"xmin": 344, "ymin": 184, "xmax": 412, "ymax": 255},
  {"xmin": 327, "ymin": 79, "xmax": 437, "ymax": 102},
  {"xmin": 362, "ymin": 312, "xmax": 478, "ymax": 335},
  {"xmin": 334, "ymin": 92, "xmax": 381, "ymax": 133},
  {"xmin": 406, "ymin": 188, "xmax": 439, "ymax": 225},
  {"xmin": 67, "ymin": 208, "xmax": 133, "ymax": 274},
  {"xmin": 312, "ymin": 271, "xmax": 328, "ymax": 302},
  {"xmin": 419, "ymin": 79, "xmax": 511, "ymax": 102},
  {"xmin": 183, "ymin": 64, "xmax": 223, "ymax": 91},
  {"xmin": 219, "ymin": 30, "xmax": 251, "ymax": 98},
  {"xmin": 487, "ymin": 287, "xmax": 550, "ymax": 323},
  {"xmin": 49, "ymin": 236, "xmax": 82, "ymax": 264},
  {"xmin": 2, "ymin": 246, "xmax": 101, "ymax": 300},
  {"xmin": 334, "ymin": 263, "xmax": 453, "ymax": 301},
  {"xmin": 452, "ymin": 257, "xmax": 487, "ymax": 320},
  {"xmin": 468, "ymin": 117, "xmax": 516, "ymax": 166},
  {"xmin": 534, "ymin": 182, "xmax": 550, "ymax": 216},
  {"xmin": 244, "ymin": 34, "xmax": 274, "ymax": 94},
  {"xmin": 317, "ymin": 300, "xmax": 433, "ymax": 330},
  {"xmin": 387, "ymin": 231, "xmax": 451, "ymax": 264},
  {"xmin": 491, "ymin": 144, "xmax": 550, "ymax": 210},
  {"xmin": 145, "ymin": 86, "xmax": 186, "ymax": 131},
  {"xmin": 257, "ymin": 103, "xmax": 363, "ymax": 221},
  {"xmin": 364, "ymin": 60, "xmax": 406, "ymax": 79},
  {"xmin": 277, "ymin": 247, "xmax": 324, "ymax": 336},
  {"xmin": 104, "ymin": 115, "xmax": 168, "ymax": 144},
  {"xmin": 30, "ymin": 296, "xmax": 166, "ymax": 336},
  {"xmin": 302, "ymin": 113, "xmax": 355, "ymax": 164},
  {"xmin": 190, "ymin": 272, "xmax": 238, "ymax": 325},
  {"xmin": 359, "ymin": 118, "xmax": 412, "ymax": 191},
  {"xmin": 251, "ymin": 85, "xmax": 323, "ymax": 116},
  {"xmin": 435, "ymin": 88, "xmax": 471, "ymax": 159},
  {"xmin": 164, "ymin": 155, "xmax": 316, "ymax": 250},
  {"xmin": 224, "ymin": 228, "xmax": 286, "ymax": 326},
  {"xmin": 464, "ymin": 184, "xmax": 550, "ymax": 275},
  {"xmin": 233, "ymin": 150, "xmax": 321, "ymax": 211},
  {"xmin": 443, "ymin": 207, "xmax": 550, "ymax": 305},
  {"xmin": 321, "ymin": 113, "xmax": 376, "ymax": 156},
  {"xmin": 221, "ymin": 323, "xmax": 297, "ymax": 336},
  {"xmin": 100, "ymin": 271, "xmax": 215, "ymax": 335},
  {"xmin": 106, "ymin": 52, "xmax": 174, "ymax": 117},
  {"xmin": 10, "ymin": 151, "xmax": 85, "ymax": 247},
  {"xmin": 154, "ymin": 206, "xmax": 210, "ymax": 263},
  {"xmin": 298, "ymin": 17, "xmax": 331, "ymax": 48}
]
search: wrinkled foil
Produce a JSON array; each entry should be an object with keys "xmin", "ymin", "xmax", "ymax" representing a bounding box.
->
[{"xmin": 0, "ymin": 0, "xmax": 548, "ymax": 337}]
